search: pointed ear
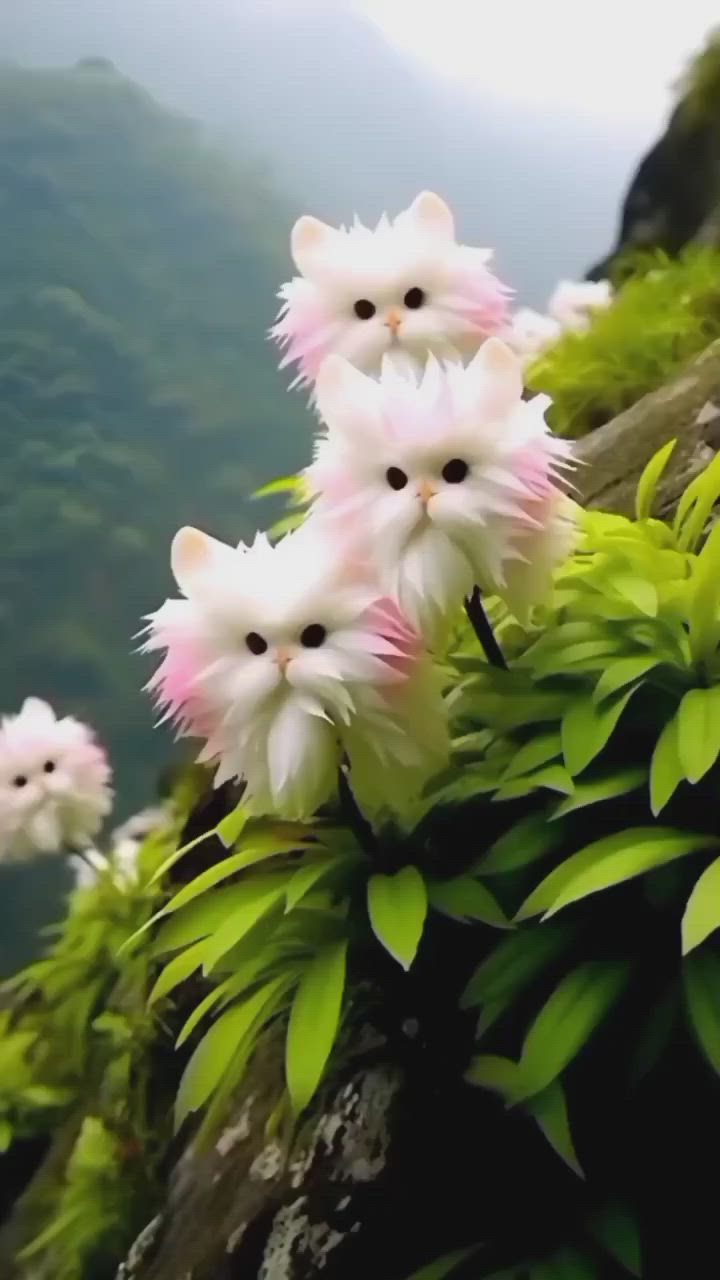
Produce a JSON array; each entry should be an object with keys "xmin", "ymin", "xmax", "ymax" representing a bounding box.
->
[
  {"xmin": 291, "ymin": 214, "xmax": 336, "ymax": 275},
  {"xmin": 171, "ymin": 527, "xmax": 229, "ymax": 595},
  {"xmin": 408, "ymin": 191, "xmax": 455, "ymax": 241},
  {"xmin": 21, "ymin": 697, "xmax": 55, "ymax": 725},
  {"xmin": 469, "ymin": 338, "xmax": 524, "ymax": 415},
  {"xmin": 315, "ymin": 355, "xmax": 377, "ymax": 436}
]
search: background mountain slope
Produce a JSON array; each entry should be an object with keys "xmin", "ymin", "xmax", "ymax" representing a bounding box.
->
[{"xmin": 0, "ymin": 61, "xmax": 305, "ymax": 810}]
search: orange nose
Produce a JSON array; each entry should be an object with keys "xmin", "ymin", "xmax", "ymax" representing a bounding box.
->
[
  {"xmin": 384, "ymin": 307, "xmax": 402, "ymax": 333},
  {"xmin": 417, "ymin": 479, "xmax": 436, "ymax": 505},
  {"xmin": 274, "ymin": 648, "xmax": 292, "ymax": 674}
]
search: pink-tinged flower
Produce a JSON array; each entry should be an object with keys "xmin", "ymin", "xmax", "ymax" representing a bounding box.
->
[
  {"xmin": 547, "ymin": 279, "xmax": 613, "ymax": 331},
  {"xmin": 272, "ymin": 191, "xmax": 512, "ymax": 389},
  {"xmin": 501, "ymin": 307, "xmax": 562, "ymax": 367},
  {"xmin": 144, "ymin": 521, "xmax": 448, "ymax": 820},
  {"xmin": 0, "ymin": 698, "xmax": 113, "ymax": 862},
  {"xmin": 306, "ymin": 339, "xmax": 577, "ymax": 644}
]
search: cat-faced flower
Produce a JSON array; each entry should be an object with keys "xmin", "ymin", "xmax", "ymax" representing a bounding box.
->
[
  {"xmin": 144, "ymin": 521, "xmax": 447, "ymax": 819},
  {"xmin": 307, "ymin": 340, "xmax": 576, "ymax": 643},
  {"xmin": 547, "ymin": 279, "xmax": 613, "ymax": 331},
  {"xmin": 0, "ymin": 698, "xmax": 113, "ymax": 862},
  {"xmin": 272, "ymin": 190, "xmax": 511, "ymax": 388}
]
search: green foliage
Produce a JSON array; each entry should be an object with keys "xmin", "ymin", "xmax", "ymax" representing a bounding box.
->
[
  {"xmin": 19, "ymin": 1117, "xmax": 130, "ymax": 1280},
  {"xmin": 526, "ymin": 247, "xmax": 720, "ymax": 436},
  {"xmin": 0, "ymin": 64, "xmax": 305, "ymax": 808}
]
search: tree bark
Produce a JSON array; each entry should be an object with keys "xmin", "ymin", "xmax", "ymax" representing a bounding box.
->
[{"xmin": 573, "ymin": 337, "xmax": 720, "ymax": 516}]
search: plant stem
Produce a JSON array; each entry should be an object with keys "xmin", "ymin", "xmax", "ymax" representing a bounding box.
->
[
  {"xmin": 337, "ymin": 763, "xmax": 376, "ymax": 854},
  {"xmin": 464, "ymin": 586, "xmax": 507, "ymax": 669}
]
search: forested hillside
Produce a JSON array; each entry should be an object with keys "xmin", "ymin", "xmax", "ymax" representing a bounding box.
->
[{"xmin": 0, "ymin": 61, "xmax": 305, "ymax": 811}]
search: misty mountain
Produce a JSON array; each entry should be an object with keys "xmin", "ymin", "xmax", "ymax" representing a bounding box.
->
[
  {"xmin": 0, "ymin": 61, "xmax": 305, "ymax": 812},
  {"xmin": 0, "ymin": 0, "xmax": 650, "ymax": 304}
]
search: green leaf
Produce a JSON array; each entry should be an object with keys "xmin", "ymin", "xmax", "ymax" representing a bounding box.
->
[
  {"xmin": 684, "ymin": 950, "xmax": 720, "ymax": 1074},
  {"xmin": 688, "ymin": 519, "xmax": 720, "ymax": 663},
  {"xmin": 201, "ymin": 879, "xmax": 288, "ymax": 974},
  {"xmin": 608, "ymin": 573, "xmax": 657, "ymax": 616},
  {"xmin": 285, "ymin": 940, "xmax": 347, "ymax": 1114},
  {"xmin": 216, "ymin": 804, "xmax": 248, "ymax": 848},
  {"xmin": 526, "ymin": 1080, "xmax": 583, "ymax": 1178},
  {"xmin": 152, "ymin": 882, "xmax": 263, "ymax": 955},
  {"xmin": 0, "ymin": 1119, "xmax": 12, "ymax": 1152},
  {"xmin": 499, "ymin": 733, "xmax": 562, "ymax": 782},
  {"xmin": 285, "ymin": 854, "xmax": 358, "ymax": 912},
  {"xmin": 405, "ymin": 1247, "xmax": 479, "ymax": 1280},
  {"xmin": 367, "ymin": 867, "xmax": 428, "ymax": 971},
  {"xmin": 461, "ymin": 922, "xmax": 578, "ymax": 1013},
  {"xmin": 682, "ymin": 856, "xmax": 720, "ymax": 954},
  {"xmin": 677, "ymin": 687, "xmax": 720, "ymax": 783},
  {"xmin": 561, "ymin": 687, "xmax": 638, "ymax": 777},
  {"xmin": 635, "ymin": 438, "xmax": 677, "ymax": 521},
  {"xmin": 629, "ymin": 988, "xmax": 679, "ymax": 1086},
  {"xmin": 676, "ymin": 450, "xmax": 720, "ymax": 551},
  {"xmin": 590, "ymin": 1202, "xmax": 642, "ymax": 1276},
  {"xmin": 517, "ymin": 828, "xmax": 718, "ymax": 921},
  {"xmin": 148, "ymin": 938, "xmax": 206, "ymax": 1005},
  {"xmin": 512, "ymin": 961, "xmax": 627, "ymax": 1102},
  {"xmin": 175, "ymin": 977, "xmax": 287, "ymax": 1129},
  {"xmin": 164, "ymin": 841, "xmax": 307, "ymax": 915},
  {"xmin": 551, "ymin": 768, "xmax": 646, "ymax": 819},
  {"xmin": 252, "ymin": 474, "xmax": 305, "ymax": 500},
  {"xmin": 427, "ymin": 877, "xmax": 508, "ymax": 927},
  {"xmin": 593, "ymin": 654, "xmax": 660, "ymax": 703},
  {"xmin": 475, "ymin": 812, "xmax": 560, "ymax": 876},
  {"xmin": 175, "ymin": 964, "xmax": 267, "ymax": 1049},
  {"xmin": 493, "ymin": 764, "xmax": 574, "ymax": 802},
  {"xmin": 650, "ymin": 714, "xmax": 684, "ymax": 816},
  {"xmin": 465, "ymin": 1054, "xmax": 520, "ymax": 1096}
]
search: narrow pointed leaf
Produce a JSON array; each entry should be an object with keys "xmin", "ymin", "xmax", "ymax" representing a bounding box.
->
[
  {"xmin": 493, "ymin": 764, "xmax": 574, "ymax": 802},
  {"xmin": 465, "ymin": 1054, "xmax": 519, "ymax": 1096},
  {"xmin": 561, "ymin": 687, "xmax": 637, "ymax": 777},
  {"xmin": 286, "ymin": 940, "xmax": 347, "ymax": 1114},
  {"xmin": 683, "ymin": 856, "xmax": 720, "ymax": 954},
  {"xmin": 164, "ymin": 842, "xmax": 308, "ymax": 914},
  {"xmin": 590, "ymin": 1202, "xmax": 641, "ymax": 1276},
  {"xmin": 677, "ymin": 687, "xmax": 720, "ymax": 783},
  {"xmin": 650, "ymin": 715, "xmax": 684, "ymax": 815},
  {"xmin": 202, "ymin": 879, "xmax": 288, "ymax": 973},
  {"xmin": 152, "ymin": 882, "xmax": 268, "ymax": 955},
  {"xmin": 513, "ymin": 961, "xmax": 627, "ymax": 1102},
  {"xmin": 461, "ymin": 922, "xmax": 578, "ymax": 1011},
  {"xmin": 148, "ymin": 939, "xmax": 206, "ymax": 1006},
  {"xmin": 216, "ymin": 805, "xmax": 248, "ymax": 848},
  {"xmin": 635, "ymin": 438, "xmax": 676, "ymax": 521},
  {"xmin": 476, "ymin": 812, "xmax": 560, "ymax": 875},
  {"xmin": 500, "ymin": 733, "xmax": 562, "ymax": 782},
  {"xmin": 405, "ymin": 1247, "xmax": 480, "ymax": 1280},
  {"xmin": 551, "ymin": 768, "xmax": 646, "ymax": 819},
  {"xmin": 175, "ymin": 977, "xmax": 286, "ymax": 1129},
  {"xmin": 367, "ymin": 867, "xmax": 428, "ymax": 970},
  {"xmin": 609, "ymin": 573, "xmax": 657, "ymax": 616},
  {"xmin": 517, "ymin": 828, "xmax": 717, "ymax": 921},
  {"xmin": 526, "ymin": 1080, "xmax": 583, "ymax": 1178},
  {"xmin": 593, "ymin": 655, "xmax": 660, "ymax": 703},
  {"xmin": 428, "ymin": 877, "xmax": 508, "ymax": 927},
  {"xmin": 684, "ymin": 950, "xmax": 720, "ymax": 1073}
]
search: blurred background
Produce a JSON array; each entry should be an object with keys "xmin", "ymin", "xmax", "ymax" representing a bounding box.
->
[{"xmin": 0, "ymin": 0, "xmax": 717, "ymax": 835}]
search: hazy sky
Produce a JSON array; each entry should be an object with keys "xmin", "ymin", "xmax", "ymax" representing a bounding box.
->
[{"xmin": 359, "ymin": 0, "xmax": 719, "ymax": 133}]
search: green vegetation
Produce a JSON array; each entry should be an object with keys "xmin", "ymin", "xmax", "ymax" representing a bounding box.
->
[
  {"xmin": 7, "ymin": 449, "xmax": 720, "ymax": 1273},
  {"xmin": 674, "ymin": 27, "xmax": 720, "ymax": 124},
  {"xmin": 527, "ymin": 247, "xmax": 720, "ymax": 435},
  {"xmin": 0, "ymin": 61, "xmax": 305, "ymax": 810}
]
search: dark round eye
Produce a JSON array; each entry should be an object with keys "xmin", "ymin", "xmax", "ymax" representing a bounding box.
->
[
  {"xmin": 403, "ymin": 287, "xmax": 426, "ymax": 309},
  {"xmin": 43, "ymin": 760, "xmax": 56, "ymax": 774},
  {"xmin": 245, "ymin": 631, "xmax": 268, "ymax": 656},
  {"xmin": 442, "ymin": 458, "xmax": 469, "ymax": 484},
  {"xmin": 386, "ymin": 466, "xmax": 408, "ymax": 491},
  {"xmin": 353, "ymin": 299, "xmax": 376, "ymax": 320},
  {"xmin": 13, "ymin": 775, "xmax": 28, "ymax": 788},
  {"xmin": 300, "ymin": 624, "xmax": 327, "ymax": 649}
]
